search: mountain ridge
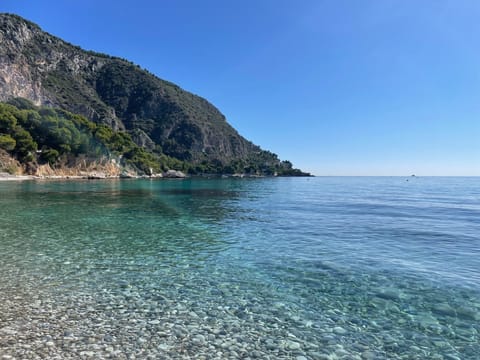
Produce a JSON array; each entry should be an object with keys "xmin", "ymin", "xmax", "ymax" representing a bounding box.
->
[{"xmin": 0, "ymin": 13, "xmax": 309, "ymax": 176}]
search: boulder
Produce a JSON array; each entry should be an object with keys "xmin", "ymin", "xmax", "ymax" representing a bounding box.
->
[
  {"xmin": 119, "ymin": 171, "xmax": 137, "ymax": 179},
  {"xmin": 163, "ymin": 170, "xmax": 186, "ymax": 178},
  {"xmin": 87, "ymin": 172, "xmax": 107, "ymax": 179}
]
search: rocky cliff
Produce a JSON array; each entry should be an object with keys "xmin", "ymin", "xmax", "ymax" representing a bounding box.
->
[{"xmin": 0, "ymin": 13, "xmax": 308, "ymax": 176}]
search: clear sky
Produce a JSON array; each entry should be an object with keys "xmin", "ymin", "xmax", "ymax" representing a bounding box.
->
[{"xmin": 1, "ymin": 0, "xmax": 479, "ymax": 175}]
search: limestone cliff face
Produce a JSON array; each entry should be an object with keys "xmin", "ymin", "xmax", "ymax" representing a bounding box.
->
[
  {"xmin": 0, "ymin": 19, "xmax": 44, "ymax": 104},
  {"xmin": 0, "ymin": 15, "xmax": 119, "ymax": 128},
  {"xmin": 0, "ymin": 13, "xmax": 263, "ymax": 164}
]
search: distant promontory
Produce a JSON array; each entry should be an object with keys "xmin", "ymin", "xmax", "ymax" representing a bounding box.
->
[{"xmin": 0, "ymin": 14, "xmax": 309, "ymax": 177}]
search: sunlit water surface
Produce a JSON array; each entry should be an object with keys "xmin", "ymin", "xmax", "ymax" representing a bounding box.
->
[{"xmin": 0, "ymin": 177, "xmax": 479, "ymax": 359}]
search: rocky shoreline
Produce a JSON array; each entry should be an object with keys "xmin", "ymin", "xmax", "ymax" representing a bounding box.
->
[
  {"xmin": 0, "ymin": 170, "xmax": 188, "ymax": 181},
  {"xmin": 0, "ymin": 171, "xmax": 291, "ymax": 181}
]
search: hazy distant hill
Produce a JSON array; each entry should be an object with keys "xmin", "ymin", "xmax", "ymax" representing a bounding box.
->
[{"xmin": 0, "ymin": 13, "xmax": 308, "ymax": 176}]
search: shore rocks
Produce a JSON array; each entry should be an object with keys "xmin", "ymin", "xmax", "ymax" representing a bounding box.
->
[
  {"xmin": 163, "ymin": 170, "xmax": 187, "ymax": 178},
  {"xmin": 119, "ymin": 171, "xmax": 137, "ymax": 179},
  {"xmin": 87, "ymin": 172, "xmax": 107, "ymax": 180}
]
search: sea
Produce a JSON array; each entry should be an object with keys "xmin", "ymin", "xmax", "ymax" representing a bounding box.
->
[{"xmin": 0, "ymin": 177, "xmax": 478, "ymax": 359}]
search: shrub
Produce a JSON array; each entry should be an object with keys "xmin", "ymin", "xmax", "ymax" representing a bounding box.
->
[
  {"xmin": 41, "ymin": 148, "xmax": 60, "ymax": 165},
  {"xmin": 0, "ymin": 134, "xmax": 16, "ymax": 151}
]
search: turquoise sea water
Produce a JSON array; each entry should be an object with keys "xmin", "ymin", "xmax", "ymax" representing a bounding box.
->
[{"xmin": 0, "ymin": 177, "xmax": 479, "ymax": 359}]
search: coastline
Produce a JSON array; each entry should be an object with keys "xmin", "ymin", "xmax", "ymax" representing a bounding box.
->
[
  {"xmin": 0, "ymin": 173, "xmax": 116, "ymax": 181},
  {"xmin": 0, "ymin": 174, "xmax": 38, "ymax": 181},
  {"xmin": 0, "ymin": 171, "xmax": 168, "ymax": 181},
  {"xmin": 0, "ymin": 172, "xmax": 313, "ymax": 181}
]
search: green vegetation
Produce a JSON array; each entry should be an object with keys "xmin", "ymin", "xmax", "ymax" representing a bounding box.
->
[
  {"xmin": 0, "ymin": 98, "xmax": 305, "ymax": 176},
  {"xmin": 1, "ymin": 99, "xmax": 307, "ymax": 175},
  {"xmin": 0, "ymin": 100, "xmax": 167, "ymax": 173},
  {"xmin": 0, "ymin": 134, "xmax": 16, "ymax": 151}
]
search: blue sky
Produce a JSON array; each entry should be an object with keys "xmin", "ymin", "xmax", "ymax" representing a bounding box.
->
[{"xmin": 2, "ymin": 0, "xmax": 479, "ymax": 175}]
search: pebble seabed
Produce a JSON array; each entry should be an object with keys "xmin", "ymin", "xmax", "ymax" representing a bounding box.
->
[{"xmin": 1, "ymin": 260, "xmax": 479, "ymax": 360}]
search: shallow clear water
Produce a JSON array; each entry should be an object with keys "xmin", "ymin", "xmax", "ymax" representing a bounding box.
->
[{"xmin": 0, "ymin": 177, "xmax": 479, "ymax": 359}]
